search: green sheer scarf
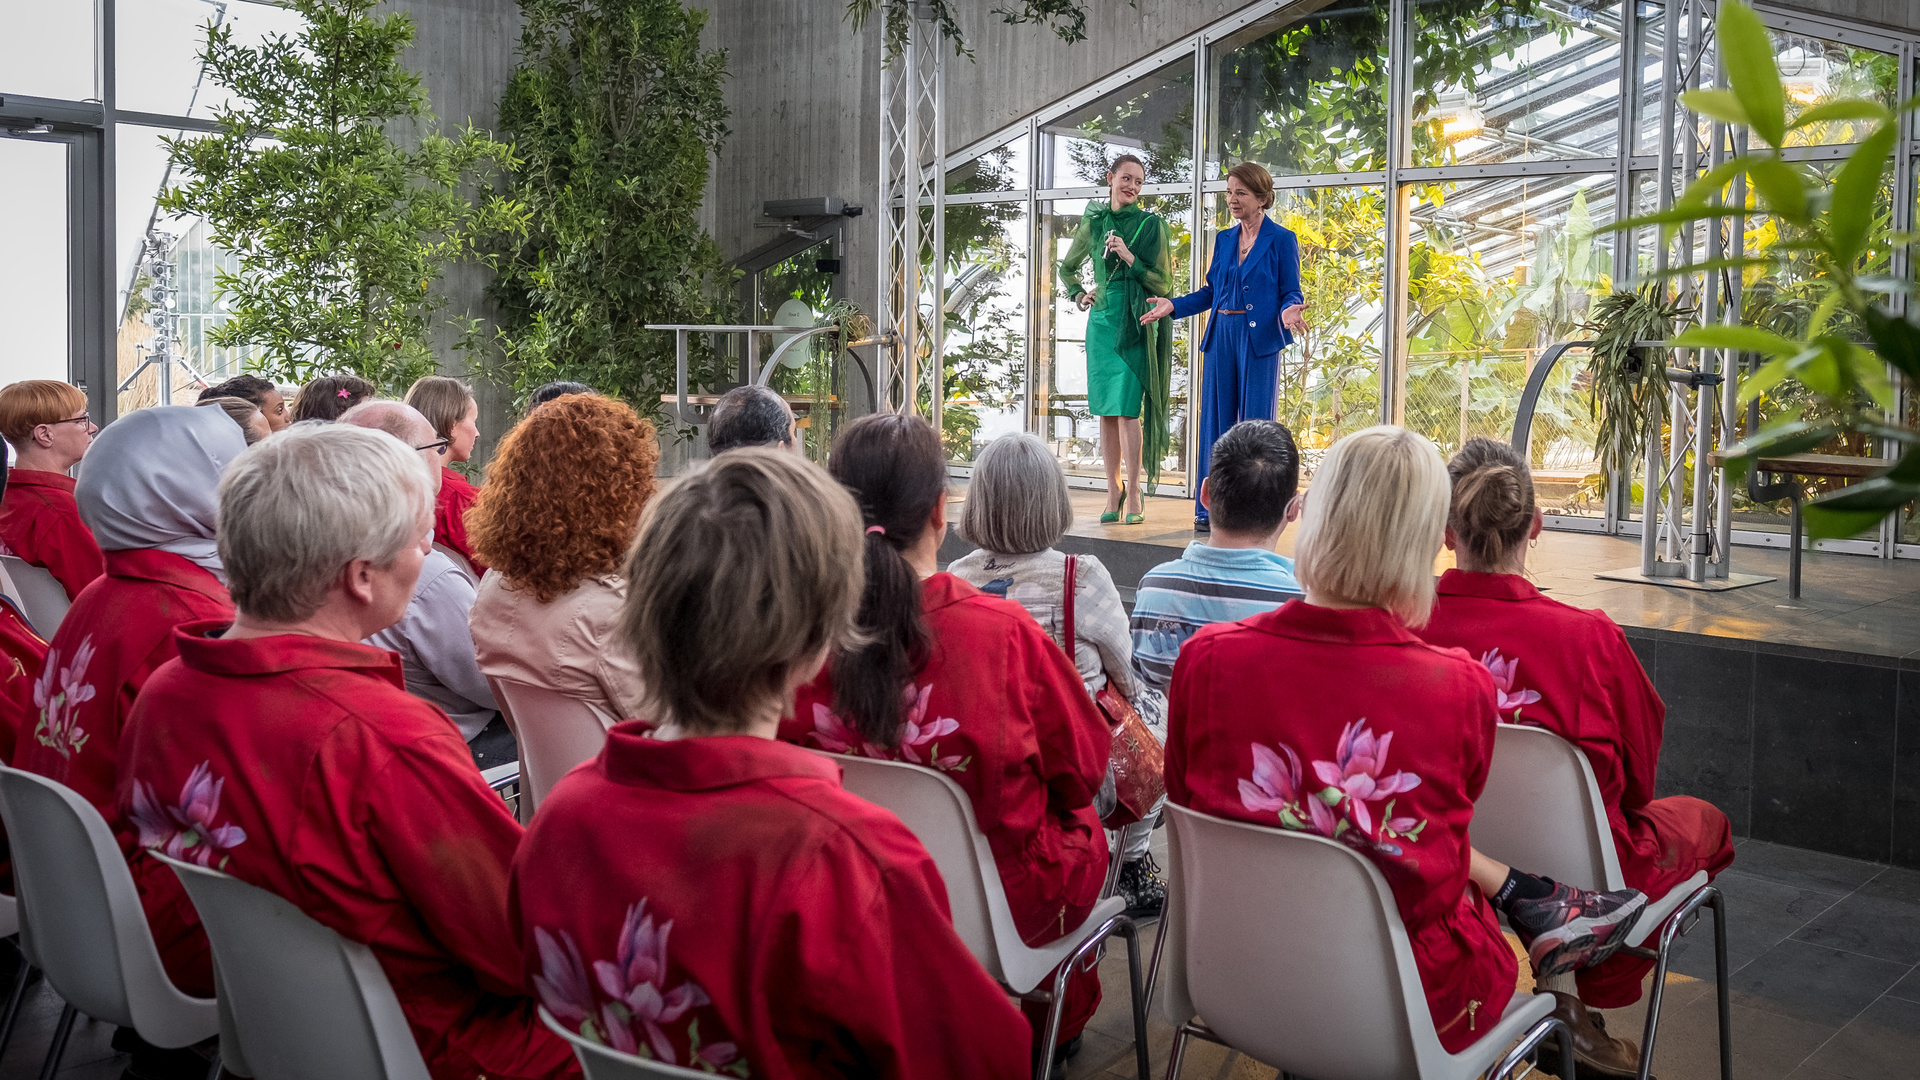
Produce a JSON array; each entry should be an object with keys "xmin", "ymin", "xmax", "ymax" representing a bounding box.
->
[{"xmin": 1056, "ymin": 202, "xmax": 1174, "ymax": 489}]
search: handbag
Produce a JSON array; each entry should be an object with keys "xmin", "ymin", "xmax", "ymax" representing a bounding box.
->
[{"xmin": 1063, "ymin": 554, "xmax": 1165, "ymax": 828}]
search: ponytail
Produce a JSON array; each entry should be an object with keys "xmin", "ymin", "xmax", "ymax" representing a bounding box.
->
[
  {"xmin": 1445, "ymin": 438, "xmax": 1536, "ymax": 568},
  {"xmin": 827, "ymin": 414, "xmax": 947, "ymax": 747}
]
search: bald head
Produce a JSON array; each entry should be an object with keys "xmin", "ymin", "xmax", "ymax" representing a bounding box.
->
[{"xmin": 338, "ymin": 400, "xmax": 443, "ymax": 495}]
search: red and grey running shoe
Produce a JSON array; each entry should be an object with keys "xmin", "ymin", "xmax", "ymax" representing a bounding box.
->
[{"xmin": 1508, "ymin": 882, "xmax": 1648, "ymax": 977}]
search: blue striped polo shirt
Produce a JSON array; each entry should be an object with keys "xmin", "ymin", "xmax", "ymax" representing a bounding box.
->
[{"xmin": 1128, "ymin": 541, "xmax": 1302, "ymax": 691}]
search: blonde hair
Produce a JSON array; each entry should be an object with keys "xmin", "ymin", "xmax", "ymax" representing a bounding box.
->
[
  {"xmin": 619, "ymin": 449, "xmax": 864, "ymax": 735},
  {"xmin": 1293, "ymin": 425, "xmax": 1450, "ymax": 628},
  {"xmin": 0, "ymin": 380, "xmax": 87, "ymax": 446}
]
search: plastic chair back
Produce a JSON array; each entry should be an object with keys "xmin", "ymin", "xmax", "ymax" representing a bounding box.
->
[
  {"xmin": 487, "ymin": 678, "xmax": 613, "ymax": 816},
  {"xmin": 1471, "ymin": 724, "xmax": 1623, "ymax": 891},
  {"xmin": 0, "ymin": 556, "xmax": 69, "ymax": 637},
  {"xmin": 1159, "ymin": 804, "xmax": 1439, "ymax": 1079},
  {"xmin": 0, "ymin": 765, "xmax": 216, "ymax": 1046},
  {"xmin": 152, "ymin": 852, "xmax": 431, "ymax": 1080},
  {"xmin": 539, "ymin": 1006, "xmax": 713, "ymax": 1079}
]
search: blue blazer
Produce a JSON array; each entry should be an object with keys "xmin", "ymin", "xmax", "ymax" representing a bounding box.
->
[{"xmin": 1169, "ymin": 216, "xmax": 1304, "ymax": 356}]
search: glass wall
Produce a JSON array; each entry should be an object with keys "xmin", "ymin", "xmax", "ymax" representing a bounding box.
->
[{"xmin": 922, "ymin": 0, "xmax": 1919, "ymax": 558}]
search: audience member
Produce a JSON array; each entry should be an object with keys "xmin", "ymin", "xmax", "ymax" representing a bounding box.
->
[
  {"xmin": 0, "ymin": 469, "xmax": 49, "ymax": 767},
  {"xmin": 514, "ymin": 448, "xmax": 1030, "ymax": 1077},
  {"xmin": 116, "ymin": 423, "xmax": 576, "ymax": 1079},
  {"xmin": 290, "ymin": 373, "xmax": 375, "ymax": 423},
  {"xmin": 947, "ymin": 432, "xmax": 1166, "ymax": 918},
  {"xmin": 781, "ymin": 414, "xmax": 1111, "ymax": 1071},
  {"xmin": 15, "ymin": 405, "xmax": 246, "ymax": 997},
  {"xmin": 339, "ymin": 401, "xmax": 499, "ymax": 741},
  {"xmin": 706, "ymin": 384, "xmax": 797, "ymax": 454},
  {"xmin": 0, "ymin": 380, "xmax": 106, "ymax": 600},
  {"xmin": 197, "ymin": 394, "xmax": 271, "ymax": 444},
  {"xmin": 527, "ymin": 381, "xmax": 595, "ymax": 409},
  {"xmin": 1420, "ymin": 437, "xmax": 1736, "ymax": 1076},
  {"xmin": 1163, "ymin": 425, "xmax": 1645, "ymax": 1056},
  {"xmin": 197, "ymin": 373, "xmax": 290, "ymax": 431},
  {"xmin": 405, "ymin": 375, "xmax": 488, "ymax": 575},
  {"xmin": 1129, "ymin": 419, "xmax": 1304, "ymax": 691},
  {"xmin": 467, "ymin": 395, "xmax": 656, "ymax": 725}
]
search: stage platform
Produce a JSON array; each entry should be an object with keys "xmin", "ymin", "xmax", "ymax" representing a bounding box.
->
[{"xmin": 938, "ymin": 488, "xmax": 1920, "ymax": 870}]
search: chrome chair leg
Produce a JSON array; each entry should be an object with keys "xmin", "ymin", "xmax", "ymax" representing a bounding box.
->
[
  {"xmin": 1636, "ymin": 886, "xmax": 1728, "ymax": 1080},
  {"xmin": 1492, "ymin": 1015, "xmax": 1571, "ymax": 1080},
  {"xmin": 35, "ymin": 1003, "xmax": 75, "ymax": 1080}
]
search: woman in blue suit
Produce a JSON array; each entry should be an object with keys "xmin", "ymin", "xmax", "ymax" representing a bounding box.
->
[{"xmin": 1142, "ymin": 162, "xmax": 1305, "ymax": 530}]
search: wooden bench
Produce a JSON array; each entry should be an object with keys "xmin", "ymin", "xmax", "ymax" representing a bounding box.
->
[{"xmin": 1709, "ymin": 451, "xmax": 1887, "ymax": 598}]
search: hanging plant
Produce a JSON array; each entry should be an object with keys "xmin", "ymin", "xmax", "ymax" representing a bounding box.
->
[{"xmin": 1579, "ymin": 285, "xmax": 1692, "ymax": 483}]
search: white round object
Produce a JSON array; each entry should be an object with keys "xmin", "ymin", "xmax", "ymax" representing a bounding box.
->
[{"xmin": 772, "ymin": 298, "xmax": 815, "ymax": 368}]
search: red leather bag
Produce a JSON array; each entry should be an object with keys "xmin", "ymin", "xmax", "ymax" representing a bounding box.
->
[{"xmin": 1063, "ymin": 554, "xmax": 1165, "ymax": 828}]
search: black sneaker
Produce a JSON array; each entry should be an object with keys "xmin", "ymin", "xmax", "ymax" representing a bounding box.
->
[
  {"xmin": 1508, "ymin": 882, "xmax": 1647, "ymax": 977},
  {"xmin": 1118, "ymin": 855, "xmax": 1167, "ymax": 920}
]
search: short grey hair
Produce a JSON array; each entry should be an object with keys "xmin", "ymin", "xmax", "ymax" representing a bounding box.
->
[
  {"xmin": 218, "ymin": 423, "xmax": 435, "ymax": 623},
  {"xmin": 959, "ymin": 432, "xmax": 1072, "ymax": 556},
  {"xmin": 707, "ymin": 385, "xmax": 793, "ymax": 453},
  {"xmin": 338, "ymin": 400, "xmax": 433, "ymax": 444}
]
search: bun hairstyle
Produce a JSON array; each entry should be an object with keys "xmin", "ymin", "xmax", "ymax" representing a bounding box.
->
[
  {"xmin": 1108, "ymin": 153, "xmax": 1146, "ymax": 178},
  {"xmin": 1446, "ymin": 437, "xmax": 1536, "ymax": 568},
  {"xmin": 827, "ymin": 413, "xmax": 947, "ymax": 748}
]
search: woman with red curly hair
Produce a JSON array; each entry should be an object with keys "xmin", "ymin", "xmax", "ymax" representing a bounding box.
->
[{"xmin": 467, "ymin": 395, "xmax": 659, "ymax": 726}]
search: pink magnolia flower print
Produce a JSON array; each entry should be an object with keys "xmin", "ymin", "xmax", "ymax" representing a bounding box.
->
[
  {"xmin": 1480, "ymin": 649, "xmax": 1542, "ymax": 718},
  {"xmin": 534, "ymin": 901, "xmax": 746, "ymax": 1076},
  {"xmin": 807, "ymin": 683, "xmax": 970, "ymax": 773},
  {"xmin": 32, "ymin": 635, "xmax": 97, "ymax": 759},
  {"xmin": 1239, "ymin": 719, "xmax": 1429, "ymax": 858},
  {"xmin": 127, "ymin": 761, "xmax": 248, "ymax": 869}
]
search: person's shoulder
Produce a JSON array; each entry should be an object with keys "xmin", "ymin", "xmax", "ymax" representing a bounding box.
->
[{"xmin": 780, "ymin": 777, "xmax": 936, "ymax": 878}]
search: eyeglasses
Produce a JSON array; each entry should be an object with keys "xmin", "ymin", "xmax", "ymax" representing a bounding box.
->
[
  {"xmin": 413, "ymin": 437, "xmax": 451, "ymax": 455},
  {"xmin": 44, "ymin": 413, "xmax": 92, "ymax": 429}
]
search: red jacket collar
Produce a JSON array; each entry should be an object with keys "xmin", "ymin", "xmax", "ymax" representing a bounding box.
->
[
  {"xmin": 1246, "ymin": 598, "xmax": 1425, "ymax": 646},
  {"xmin": 602, "ymin": 726, "xmax": 843, "ymax": 792},
  {"xmin": 5, "ymin": 468, "xmax": 75, "ymax": 493},
  {"xmin": 105, "ymin": 549, "xmax": 227, "ymax": 599},
  {"xmin": 1435, "ymin": 568, "xmax": 1541, "ymax": 602},
  {"xmin": 172, "ymin": 622, "xmax": 407, "ymax": 689},
  {"xmin": 921, "ymin": 571, "xmax": 979, "ymax": 613},
  {"xmin": 440, "ymin": 467, "xmax": 476, "ymax": 492}
]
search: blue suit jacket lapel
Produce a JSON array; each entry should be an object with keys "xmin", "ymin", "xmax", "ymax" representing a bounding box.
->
[{"xmin": 1244, "ymin": 217, "xmax": 1276, "ymax": 276}]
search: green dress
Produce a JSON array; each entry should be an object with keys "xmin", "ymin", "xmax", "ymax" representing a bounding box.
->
[{"xmin": 1057, "ymin": 203, "xmax": 1175, "ymax": 485}]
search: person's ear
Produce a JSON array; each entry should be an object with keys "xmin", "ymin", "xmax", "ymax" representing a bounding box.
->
[
  {"xmin": 1443, "ymin": 526, "xmax": 1461, "ymax": 553},
  {"xmin": 928, "ymin": 491, "xmax": 948, "ymax": 535},
  {"xmin": 1199, "ymin": 477, "xmax": 1213, "ymax": 513},
  {"xmin": 341, "ymin": 558, "xmax": 378, "ymax": 607},
  {"xmin": 1530, "ymin": 505, "xmax": 1544, "ymax": 540},
  {"xmin": 1284, "ymin": 492, "xmax": 1303, "ymax": 523},
  {"xmin": 32, "ymin": 425, "xmax": 55, "ymax": 449}
]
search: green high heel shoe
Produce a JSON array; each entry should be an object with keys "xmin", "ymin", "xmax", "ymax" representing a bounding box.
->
[
  {"xmin": 1124, "ymin": 483, "xmax": 1145, "ymax": 525},
  {"xmin": 1100, "ymin": 481, "xmax": 1126, "ymax": 524}
]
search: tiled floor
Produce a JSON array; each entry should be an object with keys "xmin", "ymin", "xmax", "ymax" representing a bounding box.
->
[{"xmin": 1059, "ymin": 836, "xmax": 1920, "ymax": 1080}]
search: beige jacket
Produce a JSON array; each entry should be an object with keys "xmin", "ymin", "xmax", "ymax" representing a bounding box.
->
[{"xmin": 469, "ymin": 572, "xmax": 644, "ymax": 726}]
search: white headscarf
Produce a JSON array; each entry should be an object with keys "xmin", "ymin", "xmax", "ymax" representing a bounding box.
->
[{"xmin": 77, "ymin": 406, "xmax": 248, "ymax": 578}]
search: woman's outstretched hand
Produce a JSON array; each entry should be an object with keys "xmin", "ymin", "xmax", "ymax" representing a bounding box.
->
[
  {"xmin": 1282, "ymin": 303, "xmax": 1307, "ymax": 333},
  {"xmin": 1140, "ymin": 297, "xmax": 1174, "ymax": 325}
]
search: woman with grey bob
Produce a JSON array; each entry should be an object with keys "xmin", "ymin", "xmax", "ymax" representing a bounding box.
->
[{"xmin": 948, "ymin": 431, "xmax": 1168, "ymax": 917}]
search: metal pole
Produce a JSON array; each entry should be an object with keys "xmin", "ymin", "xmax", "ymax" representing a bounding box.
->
[
  {"xmin": 900, "ymin": 14, "xmax": 921, "ymax": 416},
  {"xmin": 99, "ymin": 0, "xmax": 118, "ymax": 422},
  {"xmin": 876, "ymin": 3, "xmax": 896, "ymax": 412},
  {"xmin": 928, "ymin": 28, "xmax": 945, "ymax": 435},
  {"xmin": 1690, "ymin": 37, "xmax": 1726, "ymax": 583},
  {"xmin": 1380, "ymin": 0, "xmax": 1412, "ymax": 426}
]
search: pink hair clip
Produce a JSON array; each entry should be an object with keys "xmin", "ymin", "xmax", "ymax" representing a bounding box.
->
[
  {"xmin": 866, "ymin": 525, "xmax": 886, "ymax": 536},
  {"xmin": 336, "ymin": 388, "xmax": 351, "ymax": 398}
]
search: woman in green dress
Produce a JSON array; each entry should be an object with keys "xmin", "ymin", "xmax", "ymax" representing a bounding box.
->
[{"xmin": 1057, "ymin": 155, "xmax": 1174, "ymax": 524}]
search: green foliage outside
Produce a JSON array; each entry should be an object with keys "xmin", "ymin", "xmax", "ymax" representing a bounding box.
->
[
  {"xmin": 845, "ymin": 0, "xmax": 1099, "ymax": 59},
  {"xmin": 490, "ymin": 0, "xmax": 734, "ymax": 419},
  {"xmin": 160, "ymin": 0, "xmax": 525, "ymax": 391},
  {"xmin": 1617, "ymin": 0, "xmax": 1920, "ymax": 540}
]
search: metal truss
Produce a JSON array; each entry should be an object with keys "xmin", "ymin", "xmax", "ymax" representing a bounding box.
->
[{"xmin": 876, "ymin": 3, "xmax": 944, "ymax": 422}]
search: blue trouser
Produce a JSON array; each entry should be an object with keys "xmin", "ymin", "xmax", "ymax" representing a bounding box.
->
[{"xmin": 1194, "ymin": 315, "xmax": 1280, "ymax": 519}]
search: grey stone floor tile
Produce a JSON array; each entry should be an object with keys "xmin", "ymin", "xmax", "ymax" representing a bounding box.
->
[
  {"xmin": 1639, "ymin": 997, "xmax": 1835, "ymax": 1080},
  {"xmin": 1858, "ymin": 866, "xmax": 1920, "ymax": 905},
  {"xmin": 1792, "ymin": 891, "xmax": 1920, "ymax": 965},
  {"xmin": 1803, "ymin": 995, "xmax": 1920, "ymax": 1079},
  {"xmin": 1886, "ymin": 966, "xmax": 1920, "ymax": 1003},
  {"xmin": 1731, "ymin": 939, "xmax": 1910, "ymax": 1029},
  {"xmin": 1730, "ymin": 840, "xmax": 1887, "ymax": 896},
  {"xmin": 1664, "ymin": 868, "xmax": 1843, "ymax": 981}
]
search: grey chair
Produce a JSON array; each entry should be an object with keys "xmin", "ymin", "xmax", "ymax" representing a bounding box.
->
[
  {"xmin": 0, "ymin": 556, "xmax": 69, "ymax": 637},
  {"xmin": 152, "ymin": 851, "xmax": 430, "ymax": 1080},
  {"xmin": 0, "ymin": 764, "xmax": 220, "ymax": 1079},
  {"xmin": 539, "ymin": 1006, "xmax": 713, "ymax": 1079}
]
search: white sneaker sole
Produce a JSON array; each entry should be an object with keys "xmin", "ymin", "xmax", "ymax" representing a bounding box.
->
[{"xmin": 1529, "ymin": 892, "xmax": 1649, "ymax": 977}]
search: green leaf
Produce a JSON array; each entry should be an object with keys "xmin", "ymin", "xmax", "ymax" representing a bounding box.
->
[
  {"xmin": 1747, "ymin": 159, "xmax": 1810, "ymax": 223},
  {"xmin": 1718, "ymin": 1, "xmax": 1786, "ymax": 146},
  {"xmin": 1606, "ymin": 205, "xmax": 1725, "ymax": 235},
  {"xmin": 1830, "ymin": 123, "xmax": 1899, "ymax": 265},
  {"xmin": 1676, "ymin": 156, "xmax": 1756, "ymax": 207},
  {"xmin": 1670, "ymin": 324, "xmax": 1801, "ymax": 359},
  {"xmin": 1789, "ymin": 98, "xmax": 1894, "ymax": 129},
  {"xmin": 1716, "ymin": 420, "xmax": 1845, "ymax": 485},
  {"xmin": 1679, "ymin": 88, "xmax": 1751, "ymax": 128},
  {"xmin": 1861, "ymin": 307, "xmax": 1920, "ymax": 382},
  {"xmin": 1803, "ymin": 502, "xmax": 1900, "ymax": 541},
  {"xmin": 1737, "ymin": 354, "xmax": 1792, "ymax": 404}
]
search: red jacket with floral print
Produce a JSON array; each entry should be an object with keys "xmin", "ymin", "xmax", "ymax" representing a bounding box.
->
[
  {"xmin": 1420, "ymin": 569, "xmax": 1735, "ymax": 904},
  {"xmin": 436, "ymin": 468, "xmax": 488, "ymax": 575},
  {"xmin": 782, "ymin": 573, "xmax": 1112, "ymax": 947},
  {"xmin": 0, "ymin": 597, "xmax": 46, "ymax": 767},
  {"xmin": 0, "ymin": 468, "xmax": 105, "ymax": 601},
  {"xmin": 512, "ymin": 728, "xmax": 1032, "ymax": 1079},
  {"xmin": 1164, "ymin": 600, "xmax": 1516, "ymax": 1053},
  {"xmin": 116, "ymin": 626, "xmax": 575, "ymax": 1080},
  {"xmin": 14, "ymin": 549, "xmax": 232, "ymax": 829}
]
